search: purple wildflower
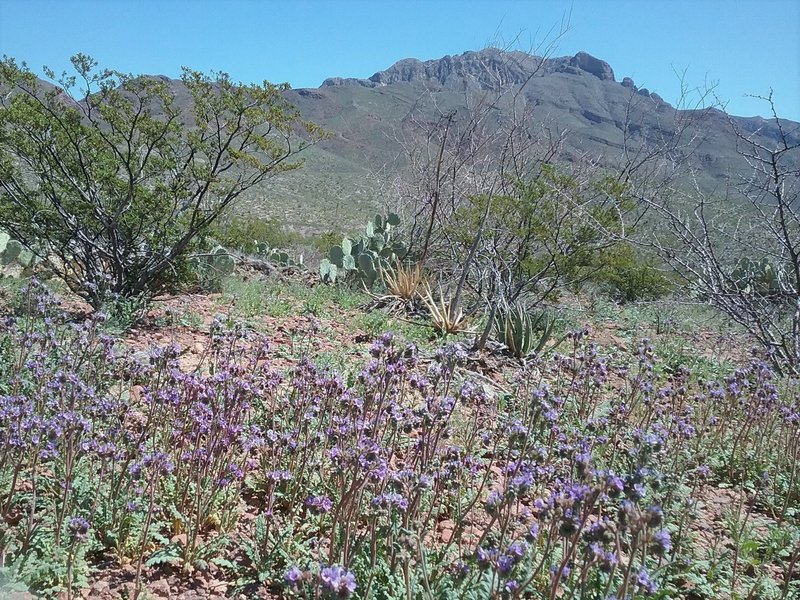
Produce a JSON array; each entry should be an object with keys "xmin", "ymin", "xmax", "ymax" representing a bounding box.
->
[
  {"xmin": 497, "ymin": 554, "xmax": 515, "ymax": 575},
  {"xmin": 306, "ymin": 495, "xmax": 334, "ymax": 514},
  {"xmin": 373, "ymin": 492, "xmax": 408, "ymax": 512},
  {"xmin": 637, "ymin": 567, "xmax": 658, "ymax": 594},
  {"xmin": 652, "ymin": 529, "xmax": 672, "ymax": 555},
  {"xmin": 67, "ymin": 516, "xmax": 90, "ymax": 542},
  {"xmin": 285, "ymin": 566, "xmax": 303, "ymax": 588},
  {"xmin": 319, "ymin": 565, "xmax": 357, "ymax": 598}
]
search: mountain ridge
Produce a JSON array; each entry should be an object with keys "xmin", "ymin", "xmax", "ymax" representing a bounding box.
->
[
  {"xmin": 271, "ymin": 47, "xmax": 799, "ymax": 230},
  {"xmin": 322, "ymin": 49, "xmax": 618, "ymax": 90}
]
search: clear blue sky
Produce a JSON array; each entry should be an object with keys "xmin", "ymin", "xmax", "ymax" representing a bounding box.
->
[{"xmin": 1, "ymin": 0, "xmax": 798, "ymax": 120}]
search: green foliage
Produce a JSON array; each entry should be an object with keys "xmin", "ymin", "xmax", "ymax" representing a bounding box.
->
[
  {"xmin": 313, "ymin": 230, "xmax": 346, "ymax": 255},
  {"xmin": 220, "ymin": 276, "xmax": 271, "ymax": 318},
  {"xmin": 323, "ymin": 213, "xmax": 407, "ymax": 287},
  {"xmin": 99, "ymin": 293, "xmax": 151, "ymax": 334},
  {"xmin": 211, "ymin": 215, "xmax": 297, "ymax": 255},
  {"xmin": 0, "ymin": 568, "xmax": 32, "ymax": 596},
  {"xmin": 0, "ymin": 54, "xmax": 323, "ymax": 308},
  {"xmin": 494, "ymin": 303, "xmax": 557, "ymax": 358},
  {"xmin": 238, "ymin": 514, "xmax": 287, "ymax": 586},
  {"xmin": 354, "ymin": 310, "xmax": 390, "ymax": 338},
  {"xmin": 449, "ymin": 165, "xmax": 635, "ymax": 305},
  {"xmin": 592, "ymin": 242, "xmax": 675, "ymax": 303},
  {"xmin": 654, "ymin": 337, "xmax": 729, "ymax": 378},
  {"xmin": 210, "ymin": 215, "xmax": 304, "ymax": 268},
  {"xmin": 331, "ymin": 286, "xmax": 367, "ymax": 311}
]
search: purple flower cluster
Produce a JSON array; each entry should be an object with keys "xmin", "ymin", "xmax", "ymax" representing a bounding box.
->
[{"xmin": 319, "ymin": 564, "xmax": 357, "ymax": 598}]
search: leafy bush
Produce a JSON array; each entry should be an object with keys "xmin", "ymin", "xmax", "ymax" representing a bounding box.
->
[
  {"xmin": 441, "ymin": 167, "xmax": 635, "ymax": 306},
  {"xmin": 211, "ymin": 215, "xmax": 299, "ymax": 255},
  {"xmin": 0, "ymin": 54, "xmax": 323, "ymax": 308},
  {"xmin": 592, "ymin": 242, "xmax": 674, "ymax": 303},
  {"xmin": 313, "ymin": 230, "xmax": 347, "ymax": 255}
]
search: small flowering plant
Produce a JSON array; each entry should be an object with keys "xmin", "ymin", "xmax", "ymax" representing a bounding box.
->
[{"xmin": 0, "ymin": 283, "xmax": 798, "ymax": 598}]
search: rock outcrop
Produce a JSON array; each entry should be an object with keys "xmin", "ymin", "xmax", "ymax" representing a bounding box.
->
[
  {"xmin": 569, "ymin": 51, "xmax": 615, "ymax": 81},
  {"xmin": 321, "ymin": 48, "xmax": 616, "ymax": 89}
]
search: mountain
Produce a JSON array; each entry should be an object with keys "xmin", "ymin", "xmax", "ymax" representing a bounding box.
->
[
  {"xmin": 264, "ymin": 48, "xmax": 799, "ymax": 233},
  {"xmin": 8, "ymin": 49, "xmax": 798, "ymax": 234}
]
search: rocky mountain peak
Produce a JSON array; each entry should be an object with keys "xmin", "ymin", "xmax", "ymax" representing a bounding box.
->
[{"xmin": 321, "ymin": 48, "xmax": 616, "ymax": 89}]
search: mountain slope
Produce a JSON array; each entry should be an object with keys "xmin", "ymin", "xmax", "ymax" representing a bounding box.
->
[{"xmin": 269, "ymin": 48, "xmax": 798, "ymax": 231}]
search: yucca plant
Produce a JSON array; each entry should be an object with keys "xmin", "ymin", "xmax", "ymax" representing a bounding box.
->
[
  {"xmin": 381, "ymin": 262, "xmax": 425, "ymax": 300},
  {"xmin": 421, "ymin": 283, "xmax": 470, "ymax": 334},
  {"xmin": 494, "ymin": 303, "xmax": 556, "ymax": 358}
]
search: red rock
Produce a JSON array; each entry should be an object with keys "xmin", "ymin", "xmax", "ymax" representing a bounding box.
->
[{"xmin": 437, "ymin": 518, "xmax": 456, "ymax": 543}]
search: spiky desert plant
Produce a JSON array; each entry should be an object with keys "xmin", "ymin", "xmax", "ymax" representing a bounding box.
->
[
  {"xmin": 381, "ymin": 262, "xmax": 425, "ymax": 300},
  {"xmin": 494, "ymin": 303, "xmax": 556, "ymax": 358},
  {"xmin": 421, "ymin": 283, "xmax": 470, "ymax": 334}
]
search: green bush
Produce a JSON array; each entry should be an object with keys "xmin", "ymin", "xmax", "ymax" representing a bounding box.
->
[
  {"xmin": 593, "ymin": 243, "xmax": 674, "ymax": 303},
  {"xmin": 0, "ymin": 54, "xmax": 322, "ymax": 309},
  {"xmin": 313, "ymin": 230, "xmax": 346, "ymax": 255}
]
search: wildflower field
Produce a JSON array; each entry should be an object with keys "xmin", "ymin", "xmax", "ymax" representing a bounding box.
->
[{"xmin": 0, "ymin": 279, "xmax": 798, "ymax": 600}]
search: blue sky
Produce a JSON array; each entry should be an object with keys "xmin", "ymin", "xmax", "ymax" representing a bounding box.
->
[{"xmin": 0, "ymin": 0, "xmax": 798, "ymax": 120}]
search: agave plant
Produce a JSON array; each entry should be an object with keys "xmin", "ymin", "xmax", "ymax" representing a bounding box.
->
[
  {"xmin": 380, "ymin": 262, "xmax": 425, "ymax": 300},
  {"xmin": 494, "ymin": 303, "xmax": 556, "ymax": 358},
  {"xmin": 421, "ymin": 283, "xmax": 470, "ymax": 334}
]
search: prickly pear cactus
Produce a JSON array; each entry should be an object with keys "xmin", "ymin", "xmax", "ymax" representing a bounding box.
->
[
  {"xmin": 190, "ymin": 246, "xmax": 236, "ymax": 281},
  {"xmin": 730, "ymin": 257, "xmax": 788, "ymax": 300},
  {"xmin": 253, "ymin": 241, "xmax": 303, "ymax": 268},
  {"xmin": 321, "ymin": 213, "xmax": 408, "ymax": 287},
  {"xmin": 319, "ymin": 259, "xmax": 337, "ymax": 283},
  {"xmin": 0, "ymin": 230, "xmax": 40, "ymax": 273}
]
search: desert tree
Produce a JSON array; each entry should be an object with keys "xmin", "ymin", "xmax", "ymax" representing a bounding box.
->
[
  {"xmin": 646, "ymin": 94, "xmax": 800, "ymax": 373},
  {"xmin": 0, "ymin": 54, "xmax": 324, "ymax": 308}
]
